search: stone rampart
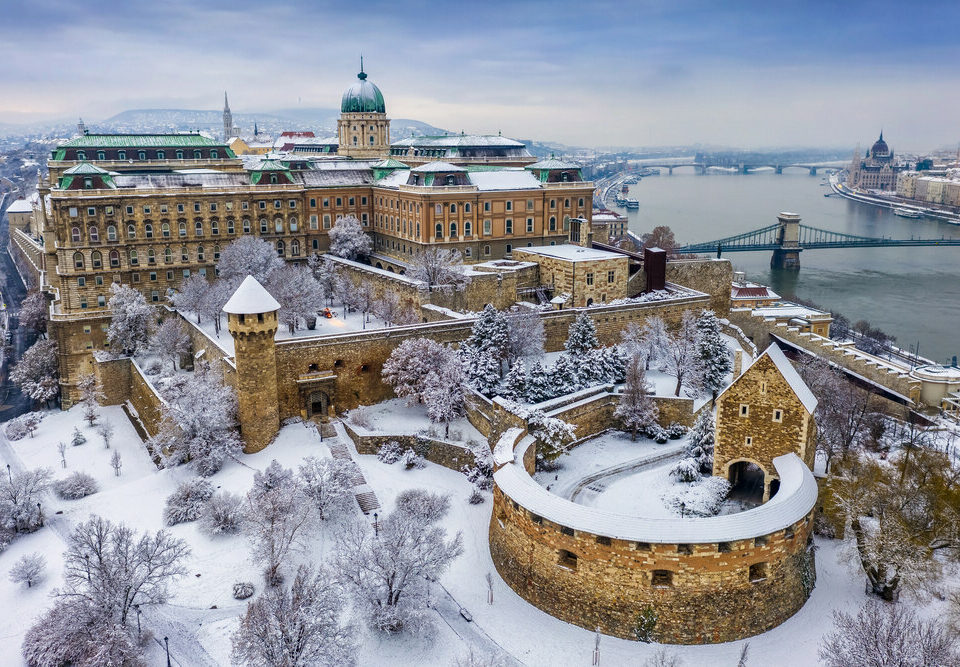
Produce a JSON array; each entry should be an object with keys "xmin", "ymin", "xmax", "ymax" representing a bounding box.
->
[
  {"xmin": 342, "ymin": 423, "xmax": 477, "ymax": 472},
  {"xmin": 92, "ymin": 355, "xmax": 167, "ymax": 437},
  {"xmin": 665, "ymin": 259, "xmax": 733, "ymax": 314}
]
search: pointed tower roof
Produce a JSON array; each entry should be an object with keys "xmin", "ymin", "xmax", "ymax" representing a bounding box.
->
[
  {"xmin": 223, "ymin": 275, "xmax": 281, "ymax": 315},
  {"xmin": 224, "ymin": 91, "xmax": 230, "ymax": 111}
]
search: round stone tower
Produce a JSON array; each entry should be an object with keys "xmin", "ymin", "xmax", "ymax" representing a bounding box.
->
[{"xmin": 224, "ymin": 275, "xmax": 281, "ymax": 453}]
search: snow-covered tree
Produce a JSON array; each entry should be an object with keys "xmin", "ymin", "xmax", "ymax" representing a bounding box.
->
[
  {"xmin": 0, "ymin": 467, "xmax": 51, "ymax": 534},
  {"xmin": 232, "ymin": 564, "xmax": 357, "ymax": 667},
  {"xmin": 151, "ymin": 318, "xmax": 191, "ymax": 371},
  {"xmin": 201, "ymin": 278, "xmax": 235, "ymax": 334},
  {"xmin": 218, "ymin": 236, "xmax": 284, "ymax": 283},
  {"xmin": 352, "ymin": 281, "xmax": 376, "ymax": 328},
  {"xmin": 661, "ymin": 311, "xmax": 703, "ymax": 397},
  {"xmin": 170, "ymin": 273, "xmax": 209, "ymax": 322},
  {"xmin": 499, "ymin": 359, "xmax": 528, "ymax": 401},
  {"xmin": 19, "ymin": 291, "xmax": 48, "ymax": 337},
  {"xmin": 200, "ymin": 491, "xmax": 244, "ymax": 535},
  {"xmin": 467, "ymin": 305, "xmax": 509, "ymax": 363},
  {"xmin": 819, "ymin": 601, "xmax": 958, "ymax": 667},
  {"xmin": 22, "ymin": 599, "xmax": 140, "ymax": 667},
  {"xmin": 333, "ymin": 274, "xmax": 357, "ymax": 318},
  {"xmin": 297, "ymin": 456, "xmax": 355, "ymax": 520},
  {"xmin": 410, "ymin": 247, "xmax": 471, "ymax": 293},
  {"xmin": 151, "ymin": 363, "xmax": 243, "ymax": 476},
  {"xmin": 614, "ymin": 353, "xmax": 659, "ymax": 441},
  {"xmin": 97, "ymin": 420, "xmax": 115, "ymax": 449},
  {"xmin": 62, "ymin": 516, "xmax": 190, "ymax": 627},
  {"xmin": 309, "ymin": 254, "xmax": 340, "ymax": 306},
  {"xmin": 9, "ymin": 552, "xmax": 46, "ymax": 588},
  {"xmin": 335, "ymin": 490, "xmax": 463, "ymax": 635},
  {"xmin": 71, "ymin": 426, "xmax": 86, "ymax": 446},
  {"xmin": 107, "ymin": 283, "xmax": 153, "ymax": 355},
  {"xmin": 695, "ymin": 310, "xmax": 732, "ymax": 402},
  {"xmin": 4, "ymin": 411, "xmax": 42, "ymax": 440},
  {"xmin": 164, "ymin": 478, "xmax": 215, "ymax": 525},
  {"xmin": 9, "ymin": 339, "xmax": 59, "ymax": 405},
  {"xmin": 423, "ymin": 349, "xmax": 466, "ymax": 438},
  {"xmin": 373, "ymin": 290, "xmax": 418, "ymax": 327},
  {"xmin": 328, "ymin": 215, "xmax": 372, "ymax": 261},
  {"xmin": 462, "ymin": 345, "xmax": 503, "ymax": 397},
  {"xmin": 525, "ymin": 361, "xmax": 553, "ymax": 403},
  {"xmin": 564, "ymin": 312, "xmax": 599, "ymax": 356},
  {"xmin": 245, "ymin": 463, "xmax": 316, "ymax": 586},
  {"xmin": 527, "ymin": 410, "xmax": 576, "ymax": 466},
  {"xmin": 53, "ymin": 471, "xmax": 99, "ymax": 499},
  {"xmin": 505, "ymin": 308, "xmax": 545, "ymax": 365},
  {"xmin": 266, "ymin": 264, "xmax": 324, "ymax": 333},
  {"xmin": 549, "ymin": 353, "xmax": 582, "ymax": 396},
  {"xmin": 382, "ymin": 337, "xmax": 453, "ymax": 404},
  {"xmin": 685, "ymin": 409, "xmax": 716, "ymax": 473},
  {"xmin": 623, "ymin": 317, "xmax": 667, "ymax": 370},
  {"xmin": 110, "ymin": 450, "xmax": 122, "ymax": 477}
]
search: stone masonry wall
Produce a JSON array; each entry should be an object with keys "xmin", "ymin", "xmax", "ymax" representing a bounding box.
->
[
  {"xmin": 665, "ymin": 259, "xmax": 733, "ymax": 315},
  {"xmin": 342, "ymin": 423, "xmax": 477, "ymax": 472},
  {"xmin": 489, "ymin": 486, "xmax": 816, "ymax": 643},
  {"xmin": 128, "ymin": 360, "xmax": 167, "ymax": 437}
]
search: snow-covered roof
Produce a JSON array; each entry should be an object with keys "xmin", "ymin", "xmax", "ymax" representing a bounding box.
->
[
  {"xmin": 514, "ymin": 244, "xmax": 624, "ymax": 262},
  {"xmin": 751, "ymin": 304, "xmax": 829, "ymax": 319},
  {"xmin": 751, "ymin": 344, "xmax": 818, "ymax": 413},
  {"xmin": 468, "ymin": 169, "xmax": 542, "ymax": 191},
  {"xmin": 376, "ymin": 169, "xmax": 412, "ymax": 187},
  {"xmin": 392, "ymin": 134, "xmax": 526, "ymax": 148},
  {"xmin": 494, "ymin": 443, "xmax": 817, "ymax": 543},
  {"xmin": 493, "ymin": 427, "xmax": 524, "ymax": 467},
  {"xmin": 525, "ymin": 158, "xmax": 582, "ymax": 170},
  {"xmin": 412, "ymin": 161, "xmax": 466, "ymax": 173},
  {"xmin": 222, "ymin": 275, "xmax": 281, "ymax": 314},
  {"xmin": 6, "ymin": 199, "xmax": 33, "ymax": 213}
]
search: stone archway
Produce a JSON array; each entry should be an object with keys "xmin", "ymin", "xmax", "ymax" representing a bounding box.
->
[
  {"xmin": 308, "ymin": 391, "xmax": 330, "ymax": 420},
  {"xmin": 727, "ymin": 460, "xmax": 765, "ymax": 505}
]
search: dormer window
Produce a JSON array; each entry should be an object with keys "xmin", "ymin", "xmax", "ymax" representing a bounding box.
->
[
  {"xmin": 445, "ymin": 175, "xmax": 456, "ymax": 186},
  {"xmin": 138, "ymin": 151, "xmax": 146, "ymax": 160},
  {"xmin": 118, "ymin": 150, "xmax": 126, "ymax": 160},
  {"xmin": 96, "ymin": 151, "xmax": 105, "ymax": 160},
  {"xmin": 194, "ymin": 150, "xmax": 202, "ymax": 159},
  {"xmin": 270, "ymin": 174, "xmax": 278, "ymax": 184},
  {"xmin": 156, "ymin": 150, "xmax": 165, "ymax": 159},
  {"xmin": 176, "ymin": 150, "xmax": 183, "ymax": 159},
  {"xmin": 77, "ymin": 151, "xmax": 86, "ymax": 160},
  {"xmin": 560, "ymin": 171, "xmax": 570, "ymax": 182},
  {"xmin": 83, "ymin": 178, "xmax": 93, "ymax": 189},
  {"xmin": 211, "ymin": 150, "xmax": 218, "ymax": 159}
]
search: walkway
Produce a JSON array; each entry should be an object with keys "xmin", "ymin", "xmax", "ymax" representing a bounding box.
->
[{"xmin": 561, "ymin": 442, "xmax": 687, "ymax": 503}]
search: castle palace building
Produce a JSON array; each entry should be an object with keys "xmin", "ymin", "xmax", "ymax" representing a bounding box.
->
[
  {"xmin": 847, "ymin": 132, "xmax": 904, "ymax": 191},
  {"xmin": 24, "ymin": 67, "xmax": 595, "ymax": 405}
]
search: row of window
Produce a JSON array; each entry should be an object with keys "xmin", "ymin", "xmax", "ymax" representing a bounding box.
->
[
  {"xmin": 68, "ymin": 216, "xmax": 311, "ymax": 243},
  {"xmin": 555, "ymin": 550, "xmax": 769, "ymax": 584},
  {"xmin": 584, "ymin": 271, "xmax": 617, "ymax": 286},
  {"xmin": 70, "ymin": 238, "xmax": 302, "ymax": 271},
  {"xmin": 738, "ymin": 404, "xmax": 785, "ymax": 422},
  {"xmin": 73, "ymin": 149, "xmax": 222, "ymax": 161},
  {"xmin": 377, "ymin": 215, "xmax": 570, "ymax": 240},
  {"xmin": 67, "ymin": 196, "xmax": 370, "ymax": 220}
]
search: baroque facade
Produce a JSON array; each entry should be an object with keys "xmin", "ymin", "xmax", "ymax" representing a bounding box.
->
[{"xmin": 847, "ymin": 132, "xmax": 904, "ymax": 191}]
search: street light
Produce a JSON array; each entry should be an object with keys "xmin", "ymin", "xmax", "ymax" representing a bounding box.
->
[
  {"xmin": 37, "ymin": 502, "xmax": 42, "ymax": 527},
  {"xmin": 134, "ymin": 604, "xmax": 141, "ymax": 637},
  {"xmin": 373, "ymin": 512, "xmax": 379, "ymax": 537},
  {"xmin": 6, "ymin": 464, "xmax": 10, "ymax": 485},
  {"xmin": 164, "ymin": 636, "xmax": 171, "ymax": 667},
  {"xmin": 84, "ymin": 553, "xmax": 90, "ymax": 582}
]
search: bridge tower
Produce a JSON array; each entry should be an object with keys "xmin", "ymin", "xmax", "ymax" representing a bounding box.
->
[{"xmin": 771, "ymin": 212, "xmax": 802, "ymax": 270}]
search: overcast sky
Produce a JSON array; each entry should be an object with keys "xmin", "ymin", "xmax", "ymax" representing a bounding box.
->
[{"xmin": 2, "ymin": 0, "xmax": 958, "ymax": 150}]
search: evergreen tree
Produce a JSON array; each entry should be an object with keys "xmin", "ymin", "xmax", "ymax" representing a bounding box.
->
[
  {"xmin": 499, "ymin": 359, "xmax": 528, "ymax": 401},
  {"xmin": 614, "ymin": 353, "xmax": 659, "ymax": 441},
  {"xmin": 461, "ymin": 344, "xmax": 502, "ymax": 397},
  {"xmin": 696, "ymin": 310, "xmax": 732, "ymax": 402},
  {"xmin": 686, "ymin": 409, "xmax": 716, "ymax": 472},
  {"xmin": 525, "ymin": 362, "xmax": 553, "ymax": 403},
  {"xmin": 467, "ymin": 305, "xmax": 508, "ymax": 364},
  {"xmin": 564, "ymin": 312, "xmax": 600, "ymax": 356},
  {"xmin": 550, "ymin": 353, "xmax": 582, "ymax": 396}
]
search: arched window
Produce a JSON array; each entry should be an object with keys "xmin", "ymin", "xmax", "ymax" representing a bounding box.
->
[
  {"xmin": 77, "ymin": 150, "xmax": 86, "ymax": 160},
  {"xmin": 197, "ymin": 246, "xmax": 205, "ymax": 261},
  {"xmin": 179, "ymin": 221, "xmax": 187, "ymax": 237},
  {"xmin": 96, "ymin": 150, "xmax": 105, "ymax": 160},
  {"xmin": 369, "ymin": 135, "xmax": 375, "ymax": 145},
  {"xmin": 269, "ymin": 174, "xmax": 278, "ymax": 184},
  {"xmin": 276, "ymin": 240, "xmax": 285, "ymax": 256},
  {"xmin": 435, "ymin": 223, "xmax": 443, "ymax": 239},
  {"xmin": 210, "ymin": 150, "xmax": 218, "ymax": 159},
  {"xmin": 127, "ymin": 224, "xmax": 136, "ymax": 239},
  {"xmin": 450, "ymin": 222, "xmax": 458, "ymax": 237},
  {"xmin": 137, "ymin": 150, "xmax": 146, "ymax": 160},
  {"xmin": 243, "ymin": 218, "xmax": 251, "ymax": 234},
  {"xmin": 118, "ymin": 150, "xmax": 126, "ymax": 160},
  {"xmin": 450, "ymin": 203, "xmax": 457, "ymax": 213},
  {"xmin": 91, "ymin": 251, "xmax": 102, "ymax": 268},
  {"xmin": 193, "ymin": 150, "xmax": 202, "ymax": 159},
  {"xmin": 210, "ymin": 220, "xmax": 219, "ymax": 235},
  {"xmin": 129, "ymin": 249, "xmax": 139, "ymax": 265},
  {"xmin": 291, "ymin": 239, "xmax": 300, "ymax": 256},
  {"xmin": 260, "ymin": 218, "xmax": 268, "ymax": 233},
  {"xmin": 465, "ymin": 203, "xmax": 471, "ymax": 213},
  {"xmin": 109, "ymin": 250, "xmax": 120, "ymax": 267},
  {"xmin": 195, "ymin": 221, "xmax": 204, "ymax": 236},
  {"xmin": 161, "ymin": 222, "xmax": 170, "ymax": 238},
  {"xmin": 464, "ymin": 247, "xmax": 472, "ymax": 258},
  {"xmin": 147, "ymin": 249, "xmax": 156, "ymax": 264},
  {"xmin": 107, "ymin": 225, "xmax": 117, "ymax": 241},
  {"xmin": 145, "ymin": 224, "xmax": 153, "ymax": 239},
  {"xmin": 213, "ymin": 245, "xmax": 221, "ymax": 260},
  {"xmin": 164, "ymin": 247, "xmax": 172, "ymax": 263},
  {"xmin": 289, "ymin": 217, "xmax": 298, "ymax": 232},
  {"xmin": 549, "ymin": 216, "xmax": 556, "ymax": 231},
  {"xmin": 71, "ymin": 227, "xmax": 81, "ymax": 242},
  {"xmin": 176, "ymin": 150, "xmax": 183, "ymax": 159},
  {"xmin": 181, "ymin": 246, "xmax": 189, "ymax": 262},
  {"xmin": 73, "ymin": 252, "xmax": 84, "ymax": 269},
  {"xmin": 156, "ymin": 150, "xmax": 165, "ymax": 159},
  {"xmin": 464, "ymin": 221, "xmax": 472, "ymax": 236},
  {"xmin": 274, "ymin": 217, "xmax": 283, "ymax": 233},
  {"xmin": 564, "ymin": 198, "xmax": 570, "ymax": 207},
  {"xmin": 352, "ymin": 136, "xmax": 358, "ymax": 145}
]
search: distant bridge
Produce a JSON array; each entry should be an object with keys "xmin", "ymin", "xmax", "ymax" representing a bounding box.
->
[
  {"xmin": 675, "ymin": 213, "xmax": 960, "ymax": 269},
  {"xmin": 634, "ymin": 162, "xmax": 843, "ymax": 175}
]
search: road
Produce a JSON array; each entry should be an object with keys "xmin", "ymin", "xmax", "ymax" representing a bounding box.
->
[{"xmin": 0, "ymin": 195, "xmax": 34, "ymax": 421}]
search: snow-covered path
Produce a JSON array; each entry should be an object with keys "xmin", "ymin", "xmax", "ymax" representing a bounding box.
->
[{"xmin": 566, "ymin": 443, "xmax": 686, "ymax": 502}]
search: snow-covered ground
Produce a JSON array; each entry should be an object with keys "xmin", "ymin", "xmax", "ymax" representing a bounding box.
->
[
  {"xmin": 2, "ymin": 404, "xmax": 956, "ymax": 666},
  {"xmin": 349, "ymin": 398, "xmax": 487, "ymax": 446}
]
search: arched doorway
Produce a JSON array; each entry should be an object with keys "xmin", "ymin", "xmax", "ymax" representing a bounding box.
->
[
  {"xmin": 768, "ymin": 478, "xmax": 780, "ymax": 499},
  {"xmin": 728, "ymin": 461, "xmax": 765, "ymax": 505},
  {"xmin": 308, "ymin": 391, "xmax": 330, "ymax": 420}
]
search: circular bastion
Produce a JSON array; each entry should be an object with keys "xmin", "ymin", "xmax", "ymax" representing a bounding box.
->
[{"xmin": 489, "ymin": 432, "xmax": 819, "ymax": 644}]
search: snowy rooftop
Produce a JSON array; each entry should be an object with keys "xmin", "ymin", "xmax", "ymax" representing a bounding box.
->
[
  {"xmin": 468, "ymin": 169, "xmax": 542, "ymax": 191},
  {"xmin": 391, "ymin": 134, "xmax": 527, "ymax": 148},
  {"xmin": 222, "ymin": 275, "xmax": 281, "ymax": 314},
  {"xmin": 751, "ymin": 304, "xmax": 830, "ymax": 319},
  {"xmin": 6, "ymin": 199, "xmax": 33, "ymax": 212},
  {"xmin": 412, "ymin": 161, "xmax": 466, "ymax": 173},
  {"xmin": 718, "ymin": 343, "xmax": 817, "ymax": 413},
  {"xmin": 514, "ymin": 244, "xmax": 625, "ymax": 262},
  {"xmin": 494, "ymin": 435, "xmax": 817, "ymax": 543}
]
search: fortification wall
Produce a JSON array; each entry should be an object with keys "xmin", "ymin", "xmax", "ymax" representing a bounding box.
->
[
  {"xmin": 92, "ymin": 356, "xmax": 166, "ymax": 437},
  {"xmin": 489, "ymin": 487, "xmax": 816, "ymax": 643},
  {"xmin": 342, "ymin": 423, "xmax": 477, "ymax": 472},
  {"xmin": 665, "ymin": 259, "xmax": 733, "ymax": 314},
  {"xmin": 9, "ymin": 230, "xmax": 43, "ymax": 289}
]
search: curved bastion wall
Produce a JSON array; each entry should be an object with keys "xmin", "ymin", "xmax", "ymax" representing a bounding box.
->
[{"xmin": 489, "ymin": 433, "xmax": 819, "ymax": 644}]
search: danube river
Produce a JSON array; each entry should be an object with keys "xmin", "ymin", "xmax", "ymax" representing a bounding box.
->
[{"xmin": 623, "ymin": 172, "xmax": 960, "ymax": 364}]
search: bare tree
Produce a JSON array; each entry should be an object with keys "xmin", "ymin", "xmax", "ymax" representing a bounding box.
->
[
  {"xmin": 217, "ymin": 236, "xmax": 284, "ymax": 283},
  {"xmin": 328, "ymin": 215, "xmax": 372, "ymax": 261},
  {"xmin": 97, "ymin": 420, "xmax": 114, "ymax": 449},
  {"xmin": 9, "ymin": 339, "xmax": 59, "ymax": 405},
  {"xmin": 0, "ymin": 467, "xmax": 52, "ymax": 534},
  {"xmin": 232, "ymin": 564, "xmax": 356, "ymax": 667},
  {"xmin": 614, "ymin": 352, "xmax": 658, "ymax": 441},
  {"xmin": 505, "ymin": 307, "xmax": 545, "ymax": 365},
  {"xmin": 58, "ymin": 441, "xmax": 67, "ymax": 468},
  {"xmin": 107, "ymin": 283, "xmax": 154, "ymax": 356},
  {"xmin": 151, "ymin": 318, "xmax": 191, "ymax": 371},
  {"xmin": 170, "ymin": 273, "xmax": 209, "ymax": 322},
  {"xmin": 266, "ymin": 264, "xmax": 324, "ymax": 333},
  {"xmin": 410, "ymin": 247, "xmax": 471, "ymax": 293},
  {"xmin": 76, "ymin": 373, "xmax": 103, "ymax": 426},
  {"xmin": 623, "ymin": 317, "xmax": 667, "ymax": 370},
  {"xmin": 18, "ymin": 291, "xmax": 48, "ymax": 337},
  {"xmin": 201, "ymin": 278, "xmax": 235, "ymax": 334},
  {"xmin": 297, "ymin": 456, "xmax": 355, "ymax": 520},
  {"xmin": 110, "ymin": 450, "xmax": 122, "ymax": 477},
  {"xmin": 819, "ymin": 601, "xmax": 958, "ymax": 666},
  {"xmin": 661, "ymin": 312, "xmax": 703, "ymax": 397},
  {"xmin": 9, "ymin": 552, "xmax": 46, "ymax": 588},
  {"xmin": 382, "ymin": 337, "xmax": 455, "ymax": 404}
]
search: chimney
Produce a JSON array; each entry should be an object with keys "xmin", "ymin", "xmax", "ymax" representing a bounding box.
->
[{"xmin": 644, "ymin": 247, "xmax": 666, "ymax": 292}]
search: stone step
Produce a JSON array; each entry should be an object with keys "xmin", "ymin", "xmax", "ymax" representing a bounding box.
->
[
  {"xmin": 355, "ymin": 491, "xmax": 381, "ymax": 514},
  {"xmin": 328, "ymin": 443, "xmax": 352, "ymax": 460}
]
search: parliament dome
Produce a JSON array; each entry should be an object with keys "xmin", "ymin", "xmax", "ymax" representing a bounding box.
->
[
  {"xmin": 341, "ymin": 68, "xmax": 385, "ymax": 114},
  {"xmin": 870, "ymin": 132, "xmax": 890, "ymax": 157}
]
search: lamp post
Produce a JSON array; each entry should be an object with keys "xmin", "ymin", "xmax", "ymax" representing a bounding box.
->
[
  {"xmin": 6, "ymin": 464, "xmax": 10, "ymax": 485},
  {"xmin": 37, "ymin": 502, "xmax": 42, "ymax": 527},
  {"xmin": 84, "ymin": 553, "xmax": 90, "ymax": 582},
  {"xmin": 164, "ymin": 636, "xmax": 171, "ymax": 667},
  {"xmin": 134, "ymin": 604, "xmax": 141, "ymax": 637},
  {"xmin": 373, "ymin": 512, "xmax": 379, "ymax": 537}
]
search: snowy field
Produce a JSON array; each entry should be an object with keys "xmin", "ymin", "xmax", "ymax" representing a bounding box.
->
[{"xmin": 2, "ymin": 404, "xmax": 956, "ymax": 666}]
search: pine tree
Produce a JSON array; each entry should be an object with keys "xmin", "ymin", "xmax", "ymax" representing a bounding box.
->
[
  {"xmin": 466, "ymin": 305, "xmax": 509, "ymax": 368},
  {"xmin": 462, "ymin": 344, "xmax": 503, "ymax": 397},
  {"xmin": 696, "ymin": 310, "xmax": 732, "ymax": 403},
  {"xmin": 564, "ymin": 312, "xmax": 600, "ymax": 356},
  {"xmin": 525, "ymin": 362, "xmax": 553, "ymax": 403},
  {"xmin": 499, "ymin": 359, "xmax": 528, "ymax": 401},
  {"xmin": 614, "ymin": 353, "xmax": 659, "ymax": 441},
  {"xmin": 686, "ymin": 409, "xmax": 715, "ymax": 472},
  {"xmin": 550, "ymin": 353, "xmax": 582, "ymax": 396}
]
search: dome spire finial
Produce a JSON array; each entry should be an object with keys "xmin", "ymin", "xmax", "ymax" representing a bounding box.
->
[{"xmin": 358, "ymin": 55, "xmax": 366, "ymax": 81}]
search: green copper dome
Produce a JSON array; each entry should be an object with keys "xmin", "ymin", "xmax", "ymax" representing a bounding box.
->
[{"xmin": 341, "ymin": 68, "xmax": 385, "ymax": 114}]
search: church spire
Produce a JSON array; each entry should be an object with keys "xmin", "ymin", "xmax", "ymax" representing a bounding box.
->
[{"xmin": 224, "ymin": 91, "xmax": 230, "ymax": 112}]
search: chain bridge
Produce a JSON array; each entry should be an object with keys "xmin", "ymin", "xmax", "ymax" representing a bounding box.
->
[{"xmin": 673, "ymin": 213, "xmax": 960, "ymax": 269}]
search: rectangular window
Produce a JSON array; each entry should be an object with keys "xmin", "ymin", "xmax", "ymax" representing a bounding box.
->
[
  {"xmin": 105, "ymin": 206, "xmax": 114, "ymax": 215},
  {"xmin": 69, "ymin": 207, "xmax": 79, "ymax": 217},
  {"xmin": 505, "ymin": 219, "xmax": 513, "ymax": 234},
  {"xmin": 773, "ymin": 409, "xmax": 783, "ymax": 423},
  {"xmin": 506, "ymin": 201, "xmax": 513, "ymax": 211},
  {"xmin": 739, "ymin": 404, "xmax": 749, "ymax": 417},
  {"xmin": 125, "ymin": 205, "xmax": 134, "ymax": 215},
  {"xmin": 194, "ymin": 203, "xmax": 201, "ymax": 212},
  {"xmin": 361, "ymin": 196, "xmax": 368, "ymax": 205},
  {"xmin": 483, "ymin": 219, "xmax": 492, "ymax": 235},
  {"xmin": 608, "ymin": 270, "xmax": 615, "ymax": 283},
  {"xmin": 210, "ymin": 203, "xmax": 217, "ymax": 212},
  {"xmin": 132, "ymin": 272, "xmax": 140, "ymax": 283},
  {"xmin": 97, "ymin": 295, "xmax": 106, "ymax": 307},
  {"xmin": 310, "ymin": 215, "xmax": 318, "ymax": 230},
  {"xmin": 151, "ymin": 290, "xmax": 159, "ymax": 303},
  {"xmin": 87, "ymin": 207, "xmax": 96, "ymax": 216},
  {"xmin": 323, "ymin": 198, "xmax": 329, "ymax": 208},
  {"xmin": 586, "ymin": 272, "xmax": 594, "ymax": 286},
  {"xmin": 335, "ymin": 197, "xmax": 342, "ymax": 207},
  {"xmin": 745, "ymin": 436, "xmax": 753, "ymax": 446},
  {"xmin": 78, "ymin": 277, "xmax": 86, "ymax": 287},
  {"xmin": 310, "ymin": 198, "xmax": 317, "ymax": 208},
  {"xmin": 166, "ymin": 270, "xmax": 173, "ymax": 280},
  {"xmin": 95, "ymin": 275, "xmax": 103, "ymax": 286},
  {"xmin": 259, "ymin": 201, "xmax": 266, "ymax": 209},
  {"xmin": 484, "ymin": 201, "xmax": 491, "ymax": 212},
  {"xmin": 348, "ymin": 197, "xmax": 355, "ymax": 206},
  {"xmin": 149, "ymin": 272, "xmax": 157, "ymax": 281},
  {"xmin": 274, "ymin": 200, "xmax": 281, "ymax": 209},
  {"xmin": 289, "ymin": 200, "xmax": 297, "ymax": 209},
  {"xmin": 225, "ymin": 202, "xmax": 233, "ymax": 211},
  {"xmin": 177, "ymin": 204, "xmax": 185, "ymax": 213},
  {"xmin": 323, "ymin": 214, "xmax": 331, "ymax": 229},
  {"xmin": 526, "ymin": 218, "xmax": 534, "ymax": 233},
  {"xmin": 143, "ymin": 206, "xmax": 151, "ymax": 214},
  {"xmin": 527, "ymin": 199, "xmax": 534, "ymax": 210},
  {"xmin": 242, "ymin": 201, "xmax": 249, "ymax": 210}
]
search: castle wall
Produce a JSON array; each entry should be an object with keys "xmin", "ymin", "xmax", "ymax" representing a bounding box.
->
[{"xmin": 342, "ymin": 423, "xmax": 477, "ymax": 472}]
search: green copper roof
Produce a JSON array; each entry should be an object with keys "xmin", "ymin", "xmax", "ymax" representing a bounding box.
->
[
  {"xmin": 63, "ymin": 162, "xmax": 110, "ymax": 175},
  {"xmin": 372, "ymin": 158, "xmax": 408, "ymax": 169},
  {"xmin": 341, "ymin": 69, "xmax": 386, "ymax": 113},
  {"xmin": 58, "ymin": 133, "xmax": 226, "ymax": 148}
]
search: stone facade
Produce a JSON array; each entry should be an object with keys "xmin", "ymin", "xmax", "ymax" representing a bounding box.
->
[
  {"xmin": 227, "ymin": 309, "xmax": 280, "ymax": 453},
  {"xmin": 489, "ymin": 488, "xmax": 816, "ymax": 643},
  {"xmin": 342, "ymin": 423, "xmax": 477, "ymax": 472},
  {"xmin": 713, "ymin": 350, "xmax": 816, "ymax": 501},
  {"xmin": 512, "ymin": 246, "xmax": 628, "ymax": 308}
]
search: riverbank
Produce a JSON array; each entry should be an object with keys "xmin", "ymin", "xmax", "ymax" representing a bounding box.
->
[{"xmin": 830, "ymin": 177, "xmax": 960, "ymax": 225}]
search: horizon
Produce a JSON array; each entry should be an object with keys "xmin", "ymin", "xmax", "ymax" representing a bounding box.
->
[{"xmin": 2, "ymin": 1, "xmax": 959, "ymax": 151}]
